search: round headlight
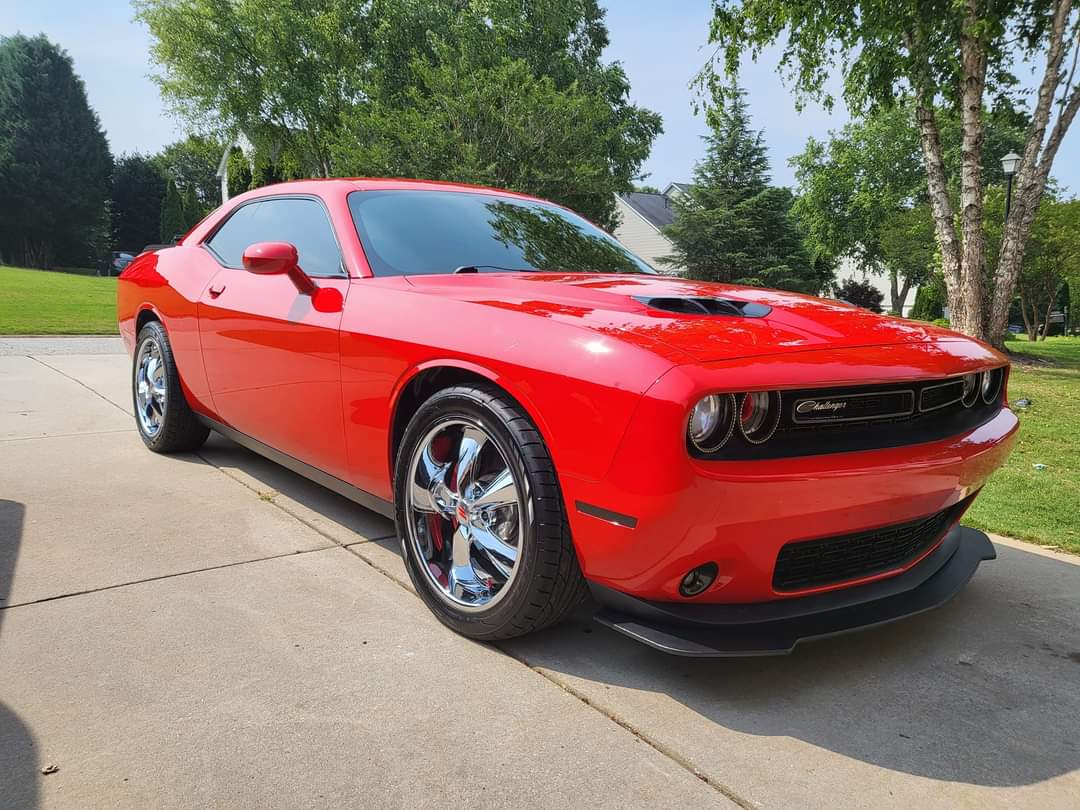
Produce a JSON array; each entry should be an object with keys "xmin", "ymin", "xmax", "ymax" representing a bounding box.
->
[
  {"xmin": 688, "ymin": 394, "xmax": 735, "ymax": 452},
  {"xmin": 981, "ymin": 368, "xmax": 1002, "ymax": 404},
  {"xmin": 961, "ymin": 373, "xmax": 980, "ymax": 407},
  {"xmin": 738, "ymin": 391, "xmax": 782, "ymax": 444}
]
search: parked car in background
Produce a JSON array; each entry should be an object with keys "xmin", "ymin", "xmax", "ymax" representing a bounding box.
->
[
  {"xmin": 116, "ymin": 179, "xmax": 1018, "ymax": 656},
  {"xmin": 111, "ymin": 251, "xmax": 136, "ymax": 275}
]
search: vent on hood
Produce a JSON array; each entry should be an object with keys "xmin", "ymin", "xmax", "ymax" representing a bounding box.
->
[{"xmin": 634, "ymin": 296, "xmax": 772, "ymax": 318}]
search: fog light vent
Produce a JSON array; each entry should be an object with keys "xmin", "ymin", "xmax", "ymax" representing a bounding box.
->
[{"xmin": 679, "ymin": 562, "xmax": 719, "ymax": 597}]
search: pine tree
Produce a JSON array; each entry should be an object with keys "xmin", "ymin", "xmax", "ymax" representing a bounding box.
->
[
  {"xmin": 159, "ymin": 180, "xmax": 185, "ymax": 243},
  {"xmin": 181, "ymin": 185, "xmax": 201, "ymax": 230},
  {"xmin": 661, "ymin": 83, "xmax": 819, "ymax": 293},
  {"xmin": 0, "ymin": 35, "xmax": 112, "ymax": 268}
]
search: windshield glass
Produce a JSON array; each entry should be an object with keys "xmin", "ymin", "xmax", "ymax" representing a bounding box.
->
[{"xmin": 348, "ymin": 190, "xmax": 656, "ymax": 277}]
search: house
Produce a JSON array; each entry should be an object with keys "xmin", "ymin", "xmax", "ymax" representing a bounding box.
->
[
  {"xmin": 835, "ymin": 256, "xmax": 918, "ymax": 317},
  {"xmin": 613, "ymin": 186, "xmax": 686, "ymax": 274},
  {"xmin": 216, "ymin": 131, "xmax": 257, "ymax": 204}
]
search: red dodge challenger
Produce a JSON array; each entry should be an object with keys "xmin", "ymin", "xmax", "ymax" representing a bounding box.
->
[{"xmin": 117, "ymin": 179, "xmax": 1018, "ymax": 656}]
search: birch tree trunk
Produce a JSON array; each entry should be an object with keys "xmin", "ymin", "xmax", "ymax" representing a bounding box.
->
[
  {"xmin": 988, "ymin": 0, "xmax": 1079, "ymax": 345},
  {"xmin": 955, "ymin": 0, "xmax": 989, "ymax": 338}
]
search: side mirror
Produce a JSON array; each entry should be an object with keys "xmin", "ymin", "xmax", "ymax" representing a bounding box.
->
[
  {"xmin": 240, "ymin": 241, "xmax": 342, "ymax": 313},
  {"xmin": 242, "ymin": 241, "xmax": 310, "ymax": 288}
]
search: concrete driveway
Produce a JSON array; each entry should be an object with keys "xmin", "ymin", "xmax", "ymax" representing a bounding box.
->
[{"xmin": 1, "ymin": 337, "xmax": 1078, "ymax": 809}]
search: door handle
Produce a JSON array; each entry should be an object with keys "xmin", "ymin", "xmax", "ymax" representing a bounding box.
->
[{"xmin": 209, "ymin": 284, "xmax": 226, "ymax": 298}]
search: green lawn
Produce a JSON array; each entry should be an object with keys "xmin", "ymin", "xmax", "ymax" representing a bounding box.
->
[
  {"xmin": 964, "ymin": 336, "xmax": 1080, "ymax": 553},
  {"xmin": 0, "ymin": 265, "xmax": 118, "ymax": 334}
]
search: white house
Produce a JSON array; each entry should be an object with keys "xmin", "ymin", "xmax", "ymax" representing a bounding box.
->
[
  {"xmin": 612, "ymin": 187, "xmax": 685, "ymax": 275},
  {"xmin": 215, "ymin": 131, "xmax": 258, "ymax": 204}
]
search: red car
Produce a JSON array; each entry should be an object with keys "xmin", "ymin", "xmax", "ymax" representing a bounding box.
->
[{"xmin": 117, "ymin": 179, "xmax": 1018, "ymax": 656}]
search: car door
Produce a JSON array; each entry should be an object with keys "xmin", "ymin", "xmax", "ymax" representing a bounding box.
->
[{"xmin": 197, "ymin": 196, "xmax": 351, "ymax": 480}]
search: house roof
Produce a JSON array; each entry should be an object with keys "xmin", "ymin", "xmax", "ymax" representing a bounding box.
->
[
  {"xmin": 664, "ymin": 182, "xmax": 692, "ymax": 197},
  {"xmin": 619, "ymin": 191, "xmax": 677, "ymax": 230}
]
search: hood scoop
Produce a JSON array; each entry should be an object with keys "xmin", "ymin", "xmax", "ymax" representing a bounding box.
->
[{"xmin": 634, "ymin": 296, "xmax": 772, "ymax": 318}]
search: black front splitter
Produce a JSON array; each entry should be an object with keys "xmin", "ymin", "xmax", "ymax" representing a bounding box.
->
[{"xmin": 591, "ymin": 526, "xmax": 995, "ymax": 657}]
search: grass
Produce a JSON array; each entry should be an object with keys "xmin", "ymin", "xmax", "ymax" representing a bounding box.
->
[
  {"xmin": 963, "ymin": 336, "xmax": 1080, "ymax": 553},
  {"xmin": 0, "ymin": 265, "xmax": 118, "ymax": 334}
]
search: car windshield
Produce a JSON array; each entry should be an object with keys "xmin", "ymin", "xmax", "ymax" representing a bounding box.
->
[{"xmin": 348, "ymin": 189, "xmax": 656, "ymax": 277}]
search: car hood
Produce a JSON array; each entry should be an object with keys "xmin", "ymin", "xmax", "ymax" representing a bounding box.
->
[{"xmin": 402, "ymin": 273, "xmax": 967, "ymax": 363}]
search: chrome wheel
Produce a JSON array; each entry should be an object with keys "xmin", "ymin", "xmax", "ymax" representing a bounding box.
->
[
  {"xmin": 404, "ymin": 418, "xmax": 525, "ymax": 611},
  {"xmin": 134, "ymin": 337, "xmax": 167, "ymax": 437}
]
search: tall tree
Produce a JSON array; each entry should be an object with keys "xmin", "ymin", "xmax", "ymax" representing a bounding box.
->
[
  {"xmin": 704, "ymin": 0, "xmax": 1080, "ymax": 345},
  {"xmin": 136, "ymin": 0, "xmax": 661, "ymax": 228},
  {"xmin": 0, "ymin": 34, "xmax": 111, "ymax": 268},
  {"xmin": 791, "ymin": 105, "xmax": 928, "ymax": 314},
  {"xmin": 661, "ymin": 83, "xmax": 819, "ymax": 292},
  {"xmin": 153, "ymin": 134, "xmax": 223, "ymax": 210},
  {"xmin": 159, "ymin": 180, "xmax": 185, "ymax": 243},
  {"xmin": 112, "ymin": 154, "xmax": 166, "ymax": 251},
  {"xmin": 135, "ymin": 0, "xmax": 368, "ymax": 177}
]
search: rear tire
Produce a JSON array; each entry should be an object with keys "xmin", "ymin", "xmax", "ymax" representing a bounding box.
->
[
  {"xmin": 394, "ymin": 383, "xmax": 588, "ymax": 640},
  {"xmin": 132, "ymin": 321, "xmax": 209, "ymax": 453}
]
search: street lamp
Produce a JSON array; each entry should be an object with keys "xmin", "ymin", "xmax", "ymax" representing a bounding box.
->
[{"xmin": 1001, "ymin": 152, "xmax": 1021, "ymax": 222}]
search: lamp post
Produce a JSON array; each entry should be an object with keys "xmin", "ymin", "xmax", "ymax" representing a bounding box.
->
[{"xmin": 1001, "ymin": 152, "xmax": 1021, "ymax": 223}]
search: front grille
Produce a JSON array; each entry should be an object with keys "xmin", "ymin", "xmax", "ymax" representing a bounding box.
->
[
  {"xmin": 772, "ymin": 497, "xmax": 972, "ymax": 591},
  {"xmin": 691, "ymin": 369, "xmax": 1006, "ymax": 461}
]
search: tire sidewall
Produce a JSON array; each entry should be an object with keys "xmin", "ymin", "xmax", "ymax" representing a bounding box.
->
[
  {"xmin": 394, "ymin": 388, "xmax": 551, "ymax": 638},
  {"xmin": 133, "ymin": 322, "xmax": 171, "ymax": 451}
]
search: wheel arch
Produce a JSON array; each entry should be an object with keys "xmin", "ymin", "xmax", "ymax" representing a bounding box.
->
[
  {"xmin": 135, "ymin": 305, "xmax": 162, "ymax": 335},
  {"xmin": 388, "ymin": 360, "xmax": 556, "ymax": 480}
]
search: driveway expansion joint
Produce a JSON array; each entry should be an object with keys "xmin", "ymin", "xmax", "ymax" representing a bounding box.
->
[{"xmin": 0, "ymin": 545, "xmax": 340, "ymax": 612}]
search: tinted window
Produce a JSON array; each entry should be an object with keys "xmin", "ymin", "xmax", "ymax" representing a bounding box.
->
[
  {"xmin": 348, "ymin": 190, "xmax": 655, "ymax": 276},
  {"xmin": 207, "ymin": 197, "xmax": 343, "ymax": 276}
]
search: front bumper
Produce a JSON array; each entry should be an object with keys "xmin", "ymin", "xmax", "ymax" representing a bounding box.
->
[{"xmin": 591, "ymin": 525, "xmax": 995, "ymax": 656}]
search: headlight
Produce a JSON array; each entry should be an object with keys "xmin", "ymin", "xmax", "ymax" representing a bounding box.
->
[
  {"xmin": 961, "ymin": 373, "xmax": 980, "ymax": 407},
  {"xmin": 981, "ymin": 368, "xmax": 1002, "ymax": 404},
  {"xmin": 687, "ymin": 394, "xmax": 735, "ymax": 452},
  {"xmin": 738, "ymin": 391, "xmax": 782, "ymax": 444}
]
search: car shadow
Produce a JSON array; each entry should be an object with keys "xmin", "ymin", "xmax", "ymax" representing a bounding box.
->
[
  {"xmin": 158, "ymin": 433, "xmax": 1080, "ymax": 788},
  {"xmin": 504, "ymin": 543, "xmax": 1080, "ymax": 788},
  {"xmin": 0, "ymin": 499, "xmax": 39, "ymax": 809}
]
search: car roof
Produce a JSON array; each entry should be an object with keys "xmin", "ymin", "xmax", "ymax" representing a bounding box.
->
[{"xmin": 243, "ymin": 177, "xmax": 547, "ymax": 204}]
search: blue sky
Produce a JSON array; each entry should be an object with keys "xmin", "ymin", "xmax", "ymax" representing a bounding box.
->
[{"xmin": 2, "ymin": 0, "xmax": 1075, "ymax": 193}]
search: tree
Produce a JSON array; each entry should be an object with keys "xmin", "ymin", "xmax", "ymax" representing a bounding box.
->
[
  {"xmin": 153, "ymin": 135, "xmax": 223, "ymax": 210},
  {"xmin": 703, "ymin": 0, "xmax": 1080, "ymax": 345},
  {"xmin": 181, "ymin": 185, "xmax": 201, "ymax": 230},
  {"xmin": 332, "ymin": 53, "xmax": 659, "ymax": 228},
  {"xmin": 878, "ymin": 205, "xmax": 937, "ymax": 315},
  {"xmin": 910, "ymin": 273, "xmax": 948, "ymax": 320},
  {"xmin": 159, "ymin": 180, "xmax": 185, "ymax": 243},
  {"xmin": 0, "ymin": 34, "xmax": 111, "ymax": 268},
  {"xmin": 792, "ymin": 105, "xmax": 939, "ymax": 314},
  {"xmin": 112, "ymin": 154, "xmax": 166, "ymax": 251},
  {"xmin": 136, "ymin": 0, "xmax": 661, "ymax": 228},
  {"xmin": 135, "ymin": 0, "xmax": 368, "ymax": 177},
  {"xmin": 660, "ymin": 82, "xmax": 820, "ymax": 292},
  {"xmin": 1017, "ymin": 199, "xmax": 1080, "ymax": 339},
  {"xmin": 836, "ymin": 278, "xmax": 885, "ymax": 312}
]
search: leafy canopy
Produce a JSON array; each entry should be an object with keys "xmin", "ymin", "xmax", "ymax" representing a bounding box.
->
[{"xmin": 135, "ymin": 0, "xmax": 661, "ymax": 227}]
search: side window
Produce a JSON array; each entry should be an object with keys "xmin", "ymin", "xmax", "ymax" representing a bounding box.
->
[
  {"xmin": 206, "ymin": 198, "xmax": 344, "ymax": 277},
  {"xmin": 205, "ymin": 202, "xmax": 261, "ymax": 268}
]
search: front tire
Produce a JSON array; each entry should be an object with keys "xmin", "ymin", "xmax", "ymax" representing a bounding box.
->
[
  {"xmin": 394, "ymin": 383, "xmax": 588, "ymax": 641},
  {"xmin": 132, "ymin": 321, "xmax": 209, "ymax": 453}
]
